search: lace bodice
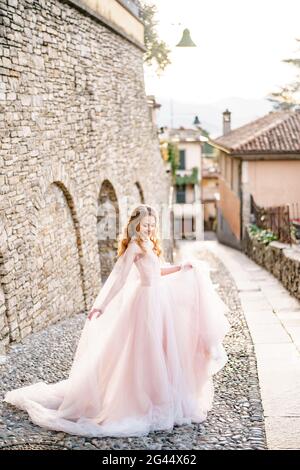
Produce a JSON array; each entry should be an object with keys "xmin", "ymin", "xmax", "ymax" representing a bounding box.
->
[
  {"xmin": 92, "ymin": 238, "xmax": 163, "ymax": 312},
  {"xmin": 134, "ymin": 239, "xmax": 161, "ymax": 286}
]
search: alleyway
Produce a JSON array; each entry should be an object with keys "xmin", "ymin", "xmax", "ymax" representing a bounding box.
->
[{"xmin": 2, "ymin": 238, "xmax": 292, "ymax": 450}]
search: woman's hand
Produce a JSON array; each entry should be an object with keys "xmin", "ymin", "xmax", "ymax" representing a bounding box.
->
[
  {"xmin": 87, "ymin": 307, "xmax": 104, "ymax": 320},
  {"xmin": 181, "ymin": 261, "xmax": 193, "ymax": 271}
]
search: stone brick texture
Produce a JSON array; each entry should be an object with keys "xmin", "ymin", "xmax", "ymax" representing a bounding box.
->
[{"xmin": 0, "ymin": 0, "xmax": 171, "ymax": 352}]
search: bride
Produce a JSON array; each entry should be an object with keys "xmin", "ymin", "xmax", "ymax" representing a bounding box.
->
[{"xmin": 3, "ymin": 204, "xmax": 230, "ymax": 437}]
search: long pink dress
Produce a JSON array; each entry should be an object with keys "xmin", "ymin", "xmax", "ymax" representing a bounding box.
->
[{"xmin": 3, "ymin": 239, "xmax": 230, "ymax": 437}]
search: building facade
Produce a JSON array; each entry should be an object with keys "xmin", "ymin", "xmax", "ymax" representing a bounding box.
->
[
  {"xmin": 210, "ymin": 110, "xmax": 300, "ymax": 249},
  {"xmin": 159, "ymin": 127, "xmax": 206, "ymax": 240}
]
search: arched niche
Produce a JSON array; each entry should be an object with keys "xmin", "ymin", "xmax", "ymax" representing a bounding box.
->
[
  {"xmin": 29, "ymin": 181, "xmax": 86, "ymax": 332},
  {"xmin": 97, "ymin": 180, "xmax": 120, "ymax": 283}
]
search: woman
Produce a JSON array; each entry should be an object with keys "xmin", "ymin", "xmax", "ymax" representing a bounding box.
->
[{"xmin": 3, "ymin": 204, "xmax": 230, "ymax": 437}]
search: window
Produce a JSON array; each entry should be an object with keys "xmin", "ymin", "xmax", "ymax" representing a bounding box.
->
[
  {"xmin": 176, "ymin": 184, "xmax": 186, "ymax": 203},
  {"xmin": 179, "ymin": 149, "xmax": 186, "ymax": 170}
]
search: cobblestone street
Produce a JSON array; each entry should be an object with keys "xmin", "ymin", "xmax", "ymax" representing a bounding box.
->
[{"xmin": 0, "ymin": 241, "xmax": 267, "ymax": 450}]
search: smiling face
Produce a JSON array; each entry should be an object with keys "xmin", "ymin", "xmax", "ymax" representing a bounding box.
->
[{"xmin": 139, "ymin": 215, "xmax": 156, "ymax": 239}]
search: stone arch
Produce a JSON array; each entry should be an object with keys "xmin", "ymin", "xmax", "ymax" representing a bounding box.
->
[
  {"xmin": 97, "ymin": 179, "xmax": 120, "ymax": 282},
  {"xmin": 125, "ymin": 181, "xmax": 145, "ymax": 210},
  {"xmin": 52, "ymin": 180, "xmax": 87, "ymax": 311},
  {"xmin": 27, "ymin": 179, "xmax": 87, "ymax": 333},
  {"xmin": 134, "ymin": 181, "xmax": 145, "ymax": 204}
]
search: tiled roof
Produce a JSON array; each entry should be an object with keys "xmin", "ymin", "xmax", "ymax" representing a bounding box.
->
[{"xmin": 211, "ymin": 111, "xmax": 300, "ymax": 154}]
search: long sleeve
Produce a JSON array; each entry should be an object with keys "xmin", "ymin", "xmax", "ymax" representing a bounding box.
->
[
  {"xmin": 160, "ymin": 264, "xmax": 181, "ymax": 276},
  {"xmin": 92, "ymin": 241, "xmax": 142, "ymax": 312}
]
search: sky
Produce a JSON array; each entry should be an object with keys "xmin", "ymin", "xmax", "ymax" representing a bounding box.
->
[{"xmin": 144, "ymin": 0, "xmax": 300, "ymax": 106}]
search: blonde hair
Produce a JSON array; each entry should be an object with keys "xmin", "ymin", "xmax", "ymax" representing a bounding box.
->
[{"xmin": 117, "ymin": 204, "xmax": 163, "ymax": 260}]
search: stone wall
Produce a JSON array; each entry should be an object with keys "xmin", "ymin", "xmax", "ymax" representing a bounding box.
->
[
  {"xmin": 243, "ymin": 226, "xmax": 300, "ymax": 301},
  {"xmin": 0, "ymin": 0, "xmax": 171, "ymax": 354}
]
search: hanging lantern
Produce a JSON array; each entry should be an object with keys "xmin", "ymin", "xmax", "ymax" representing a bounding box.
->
[{"xmin": 176, "ymin": 28, "xmax": 197, "ymax": 47}]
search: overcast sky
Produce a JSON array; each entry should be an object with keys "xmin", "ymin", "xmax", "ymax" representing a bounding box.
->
[{"xmin": 144, "ymin": 0, "xmax": 300, "ymax": 105}]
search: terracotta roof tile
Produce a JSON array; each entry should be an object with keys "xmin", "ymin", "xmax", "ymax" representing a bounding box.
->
[{"xmin": 212, "ymin": 111, "xmax": 300, "ymax": 154}]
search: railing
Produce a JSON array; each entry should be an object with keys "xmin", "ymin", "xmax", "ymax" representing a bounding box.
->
[
  {"xmin": 175, "ymin": 167, "xmax": 199, "ymax": 185},
  {"xmin": 289, "ymin": 202, "xmax": 300, "ymax": 222},
  {"xmin": 250, "ymin": 194, "xmax": 292, "ymax": 244},
  {"xmin": 289, "ymin": 202, "xmax": 300, "ymax": 242}
]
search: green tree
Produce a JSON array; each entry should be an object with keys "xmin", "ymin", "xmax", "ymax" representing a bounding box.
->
[
  {"xmin": 167, "ymin": 142, "xmax": 179, "ymax": 183},
  {"xmin": 267, "ymin": 37, "xmax": 300, "ymax": 110},
  {"xmin": 139, "ymin": 1, "xmax": 171, "ymax": 74}
]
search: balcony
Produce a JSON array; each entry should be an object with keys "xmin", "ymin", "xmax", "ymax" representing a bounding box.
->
[
  {"xmin": 118, "ymin": 0, "xmax": 141, "ymax": 18},
  {"xmin": 175, "ymin": 167, "xmax": 199, "ymax": 186}
]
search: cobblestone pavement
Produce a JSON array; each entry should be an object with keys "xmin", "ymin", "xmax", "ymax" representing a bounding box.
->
[{"xmin": 0, "ymin": 249, "xmax": 267, "ymax": 450}]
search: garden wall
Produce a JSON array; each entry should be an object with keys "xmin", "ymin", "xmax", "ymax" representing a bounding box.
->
[{"xmin": 244, "ymin": 226, "xmax": 300, "ymax": 301}]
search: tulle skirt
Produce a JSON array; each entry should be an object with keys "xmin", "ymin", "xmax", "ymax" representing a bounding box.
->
[{"xmin": 3, "ymin": 259, "xmax": 230, "ymax": 437}]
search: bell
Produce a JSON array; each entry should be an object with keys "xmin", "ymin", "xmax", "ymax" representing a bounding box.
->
[{"xmin": 176, "ymin": 28, "xmax": 196, "ymax": 47}]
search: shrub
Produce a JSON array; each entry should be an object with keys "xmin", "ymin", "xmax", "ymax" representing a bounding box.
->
[{"xmin": 248, "ymin": 224, "xmax": 278, "ymax": 245}]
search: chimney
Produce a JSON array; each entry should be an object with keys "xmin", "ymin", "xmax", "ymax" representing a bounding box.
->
[{"xmin": 223, "ymin": 109, "xmax": 231, "ymax": 135}]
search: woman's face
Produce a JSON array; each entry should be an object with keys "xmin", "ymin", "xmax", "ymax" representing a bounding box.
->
[{"xmin": 139, "ymin": 215, "xmax": 156, "ymax": 238}]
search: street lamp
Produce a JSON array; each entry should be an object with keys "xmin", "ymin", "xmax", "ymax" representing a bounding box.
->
[
  {"xmin": 171, "ymin": 23, "xmax": 197, "ymax": 48},
  {"xmin": 169, "ymin": 25, "xmax": 197, "ymax": 126},
  {"xmin": 193, "ymin": 115, "xmax": 201, "ymax": 127},
  {"xmin": 176, "ymin": 28, "xmax": 197, "ymax": 47}
]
